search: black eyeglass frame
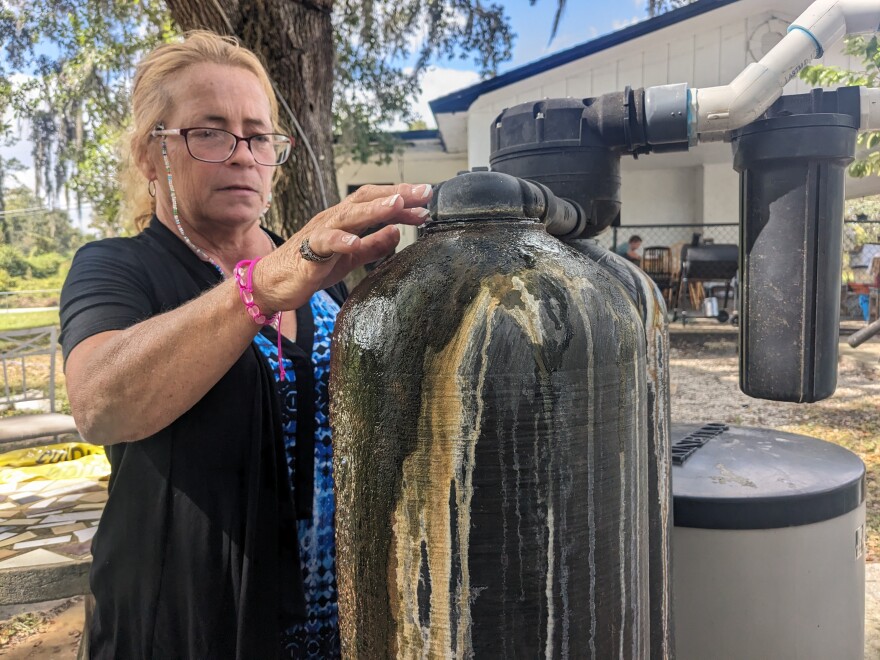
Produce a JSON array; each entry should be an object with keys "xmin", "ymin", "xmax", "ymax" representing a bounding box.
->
[{"xmin": 150, "ymin": 127, "xmax": 294, "ymax": 166}]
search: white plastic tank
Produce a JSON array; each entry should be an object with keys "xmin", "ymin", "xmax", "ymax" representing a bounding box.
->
[{"xmin": 671, "ymin": 424, "xmax": 866, "ymax": 659}]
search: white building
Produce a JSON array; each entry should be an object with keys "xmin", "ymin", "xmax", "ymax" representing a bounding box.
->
[{"xmin": 335, "ymin": 0, "xmax": 880, "ymax": 247}]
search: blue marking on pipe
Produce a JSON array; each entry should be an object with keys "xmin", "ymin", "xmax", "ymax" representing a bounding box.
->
[{"xmin": 787, "ymin": 25, "xmax": 823, "ymax": 59}]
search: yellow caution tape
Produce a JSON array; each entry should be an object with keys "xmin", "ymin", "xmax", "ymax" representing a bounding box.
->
[{"xmin": 0, "ymin": 442, "xmax": 110, "ymax": 483}]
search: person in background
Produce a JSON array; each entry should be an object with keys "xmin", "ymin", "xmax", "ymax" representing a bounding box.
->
[
  {"xmin": 60, "ymin": 31, "xmax": 431, "ymax": 659},
  {"xmin": 615, "ymin": 233, "xmax": 643, "ymax": 264}
]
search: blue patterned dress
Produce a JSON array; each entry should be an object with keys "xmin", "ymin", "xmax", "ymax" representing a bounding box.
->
[{"xmin": 253, "ymin": 290, "xmax": 341, "ymax": 659}]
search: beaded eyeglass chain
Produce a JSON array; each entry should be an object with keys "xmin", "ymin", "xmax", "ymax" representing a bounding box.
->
[{"xmin": 160, "ymin": 137, "xmax": 228, "ymax": 278}]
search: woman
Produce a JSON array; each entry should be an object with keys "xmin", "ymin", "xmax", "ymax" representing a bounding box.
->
[{"xmin": 60, "ymin": 31, "xmax": 431, "ymax": 659}]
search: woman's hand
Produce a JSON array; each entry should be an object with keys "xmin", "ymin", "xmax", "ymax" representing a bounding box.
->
[{"xmin": 256, "ymin": 183, "xmax": 432, "ymax": 313}]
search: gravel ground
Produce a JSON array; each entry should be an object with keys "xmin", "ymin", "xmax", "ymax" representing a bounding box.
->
[
  {"xmin": 670, "ymin": 330, "xmax": 880, "ymax": 559},
  {"xmin": 670, "ymin": 333, "xmax": 880, "ymax": 432}
]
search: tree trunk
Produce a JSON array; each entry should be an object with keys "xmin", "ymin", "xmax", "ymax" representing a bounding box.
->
[{"xmin": 164, "ymin": 0, "xmax": 340, "ymax": 237}]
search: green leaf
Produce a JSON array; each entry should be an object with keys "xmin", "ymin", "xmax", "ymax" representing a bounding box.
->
[{"xmin": 802, "ymin": 35, "xmax": 880, "ymax": 178}]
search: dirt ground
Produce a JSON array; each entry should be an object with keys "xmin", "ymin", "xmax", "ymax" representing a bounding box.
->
[
  {"xmin": 0, "ymin": 328, "xmax": 877, "ymax": 657},
  {"xmin": 670, "ymin": 327, "xmax": 880, "ymax": 658},
  {"xmin": 0, "ymin": 599, "xmax": 82, "ymax": 659}
]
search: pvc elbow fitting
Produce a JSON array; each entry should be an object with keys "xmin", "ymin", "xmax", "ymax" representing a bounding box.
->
[{"xmin": 791, "ymin": 0, "xmax": 880, "ymax": 55}]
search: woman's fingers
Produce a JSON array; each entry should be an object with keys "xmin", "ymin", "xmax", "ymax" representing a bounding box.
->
[
  {"xmin": 258, "ymin": 182, "xmax": 432, "ymax": 311},
  {"xmin": 303, "ymin": 223, "xmax": 403, "ymax": 265},
  {"xmin": 353, "ymin": 225, "xmax": 401, "ymax": 264},
  {"xmin": 345, "ymin": 184, "xmax": 401, "ymax": 203},
  {"xmin": 305, "ymin": 182, "xmax": 433, "ymax": 258},
  {"xmin": 392, "ymin": 206, "xmax": 431, "ymax": 225},
  {"xmin": 311, "ymin": 228, "xmax": 367, "ymax": 256},
  {"xmin": 347, "ymin": 183, "xmax": 432, "ymax": 206},
  {"xmin": 324, "ymin": 185, "xmax": 432, "ymax": 234}
]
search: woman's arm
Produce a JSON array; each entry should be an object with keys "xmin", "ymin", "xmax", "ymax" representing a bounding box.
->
[
  {"xmin": 65, "ymin": 184, "xmax": 431, "ymax": 444},
  {"xmin": 66, "ymin": 280, "xmax": 258, "ymax": 444}
]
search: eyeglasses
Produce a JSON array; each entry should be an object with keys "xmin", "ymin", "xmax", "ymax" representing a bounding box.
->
[{"xmin": 151, "ymin": 127, "xmax": 293, "ymax": 166}]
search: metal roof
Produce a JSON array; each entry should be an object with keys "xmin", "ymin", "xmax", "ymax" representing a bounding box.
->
[
  {"xmin": 392, "ymin": 129, "xmax": 441, "ymax": 140},
  {"xmin": 428, "ymin": 0, "xmax": 742, "ymax": 116}
]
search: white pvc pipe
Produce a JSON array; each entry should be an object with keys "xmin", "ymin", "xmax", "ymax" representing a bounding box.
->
[
  {"xmin": 692, "ymin": 29, "xmax": 818, "ymax": 138},
  {"xmin": 839, "ymin": 0, "xmax": 880, "ymax": 33},
  {"xmin": 691, "ymin": 0, "xmax": 880, "ymax": 140},
  {"xmin": 794, "ymin": 0, "xmax": 880, "ymax": 45}
]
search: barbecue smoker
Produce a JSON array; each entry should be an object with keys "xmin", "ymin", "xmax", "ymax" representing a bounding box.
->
[
  {"xmin": 331, "ymin": 1, "xmax": 877, "ymax": 657},
  {"xmin": 677, "ymin": 244, "xmax": 739, "ymax": 323}
]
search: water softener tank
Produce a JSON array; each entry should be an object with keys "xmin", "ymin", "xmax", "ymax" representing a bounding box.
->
[
  {"xmin": 490, "ymin": 98, "xmax": 674, "ymax": 659},
  {"xmin": 331, "ymin": 171, "xmax": 651, "ymax": 657},
  {"xmin": 564, "ymin": 241, "xmax": 674, "ymax": 658}
]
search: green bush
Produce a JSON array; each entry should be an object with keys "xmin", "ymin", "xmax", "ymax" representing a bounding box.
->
[
  {"xmin": 0, "ymin": 246, "xmax": 28, "ymax": 277},
  {"xmin": 0, "ymin": 268, "xmax": 15, "ymax": 291},
  {"xmin": 26, "ymin": 252, "xmax": 67, "ymax": 278},
  {"xmin": 15, "ymin": 273, "xmax": 66, "ymax": 292}
]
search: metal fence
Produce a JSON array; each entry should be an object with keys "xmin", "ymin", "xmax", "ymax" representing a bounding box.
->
[
  {"xmin": 602, "ymin": 221, "xmax": 880, "ymax": 259},
  {"xmin": 602, "ymin": 223, "xmax": 738, "ymax": 253},
  {"xmin": 3, "ymin": 220, "xmax": 880, "ymax": 321},
  {"xmin": 600, "ymin": 221, "xmax": 880, "ymax": 321},
  {"xmin": 0, "ymin": 289, "xmax": 61, "ymax": 311}
]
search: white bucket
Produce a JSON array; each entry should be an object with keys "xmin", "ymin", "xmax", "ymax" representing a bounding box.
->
[{"xmin": 702, "ymin": 296, "xmax": 719, "ymax": 317}]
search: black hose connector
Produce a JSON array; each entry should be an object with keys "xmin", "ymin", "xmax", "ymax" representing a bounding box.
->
[
  {"xmin": 521, "ymin": 179, "xmax": 585, "ymax": 238},
  {"xmin": 489, "ymin": 86, "xmax": 691, "ymax": 239},
  {"xmin": 427, "ymin": 170, "xmax": 583, "ymax": 237}
]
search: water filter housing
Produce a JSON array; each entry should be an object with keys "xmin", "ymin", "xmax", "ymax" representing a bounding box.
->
[{"xmin": 733, "ymin": 110, "xmax": 856, "ymax": 402}]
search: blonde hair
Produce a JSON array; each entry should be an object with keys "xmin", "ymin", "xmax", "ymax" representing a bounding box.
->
[{"xmin": 120, "ymin": 30, "xmax": 279, "ymax": 232}]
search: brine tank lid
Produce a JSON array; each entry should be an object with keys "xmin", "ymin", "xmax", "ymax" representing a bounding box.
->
[{"xmin": 671, "ymin": 424, "xmax": 865, "ymax": 530}]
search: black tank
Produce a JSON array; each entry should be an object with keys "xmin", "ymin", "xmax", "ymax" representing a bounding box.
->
[
  {"xmin": 331, "ymin": 172, "xmax": 651, "ymax": 658},
  {"xmin": 566, "ymin": 239, "xmax": 674, "ymax": 660}
]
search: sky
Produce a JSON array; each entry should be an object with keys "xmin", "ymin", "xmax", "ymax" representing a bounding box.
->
[
  {"xmin": 0, "ymin": 1, "xmax": 651, "ymax": 230},
  {"xmin": 412, "ymin": 0, "xmax": 650, "ymax": 127}
]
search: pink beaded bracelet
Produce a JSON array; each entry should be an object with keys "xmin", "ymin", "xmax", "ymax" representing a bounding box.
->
[{"xmin": 235, "ymin": 258, "xmax": 287, "ymax": 382}]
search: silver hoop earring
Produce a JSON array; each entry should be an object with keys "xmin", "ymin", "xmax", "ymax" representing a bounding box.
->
[{"xmin": 148, "ymin": 180, "xmax": 156, "ymax": 198}]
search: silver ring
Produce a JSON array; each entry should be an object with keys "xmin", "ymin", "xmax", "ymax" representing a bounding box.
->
[{"xmin": 300, "ymin": 237, "xmax": 334, "ymax": 263}]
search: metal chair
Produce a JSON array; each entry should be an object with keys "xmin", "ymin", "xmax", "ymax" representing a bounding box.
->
[{"xmin": 641, "ymin": 246, "xmax": 676, "ymax": 306}]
